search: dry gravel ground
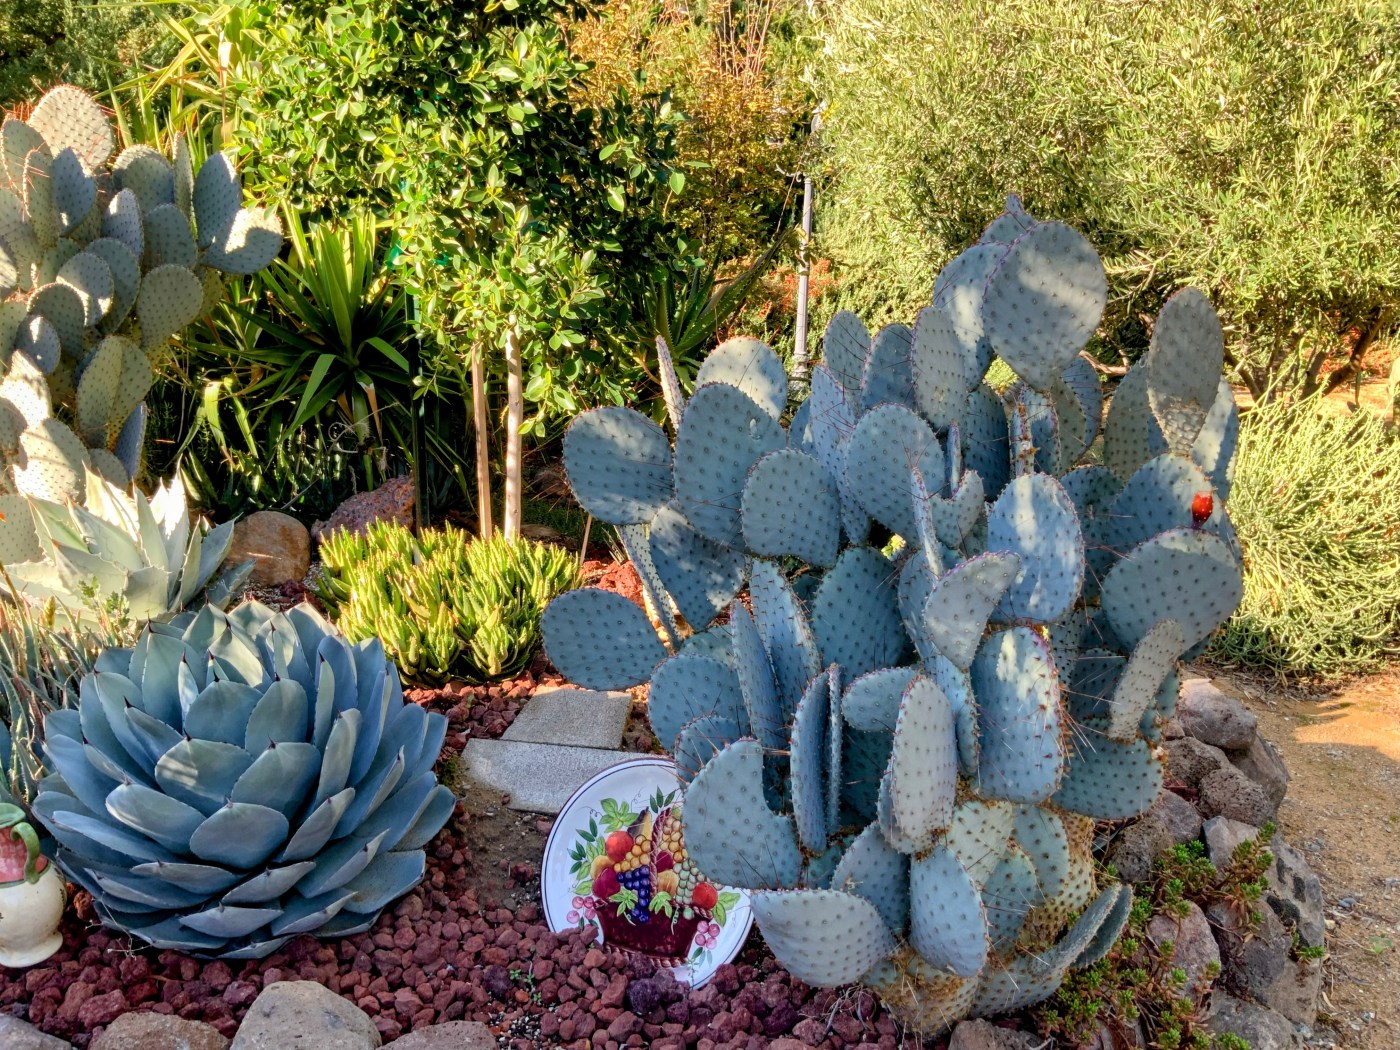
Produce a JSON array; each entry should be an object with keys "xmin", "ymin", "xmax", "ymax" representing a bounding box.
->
[{"xmin": 1203, "ymin": 665, "xmax": 1400, "ymax": 1049}]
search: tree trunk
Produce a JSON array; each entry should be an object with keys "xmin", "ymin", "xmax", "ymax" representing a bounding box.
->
[
  {"xmin": 503, "ymin": 327, "xmax": 524, "ymax": 541},
  {"xmin": 471, "ymin": 345, "xmax": 493, "ymax": 538}
]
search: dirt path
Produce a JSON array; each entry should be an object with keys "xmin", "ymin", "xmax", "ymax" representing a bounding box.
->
[{"xmin": 1202, "ymin": 665, "xmax": 1400, "ymax": 1049}]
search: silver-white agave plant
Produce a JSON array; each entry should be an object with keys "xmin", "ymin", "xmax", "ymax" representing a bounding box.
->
[{"xmin": 2, "ymin": 467, "xmax": 248, "ymax": 625}]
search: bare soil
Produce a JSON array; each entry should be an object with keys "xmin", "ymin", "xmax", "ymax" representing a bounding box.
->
[{"xmin": 1202, "ymin": 665, "xmax": 1400, "ymax": 1049}]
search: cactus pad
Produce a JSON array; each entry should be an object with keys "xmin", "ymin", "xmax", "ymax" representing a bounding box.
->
[
  {"xmin": 983, "ymin": 846, "xmax": 1038, "ymax": 954},
  {"xmin": 810, "ymin": 546, "xmax": 905, "ymax": 680},
  {"xmin": 102, "ymin": 190, "xmax": 145, "ymax": 260},
  {"xmin": 748, "ymin": 560, "xmax": 821, "ymax": 720},
  {"xmin": 57, "ymin": 251, "xmax": 114, "ymax": 326},
  {"xmin": 790, "ymin": 668, "xmax": 831, "ymax": 850},
  {"xmin": 136, "ymin": 264, "xmax": 204, "ymax": 350},
  {"xmin": 540, "ymin": 587, "xmax": 666, "ymax": 690},
  {"xmin": 674, "ymin": 714, "xmax": 745, "ymax": 786},
  {"xmin": 28, "ymin": 282, "xmax": 85, "ymax": 359},
  {"xmin": 1191, "ymin": 379, "xmax": 1239, "ymax": 501},
  {"xmin": 982, "ymin": 221, "xmax": 1107, "ymax": 393},
  {"xmin": 29, "ymin": 85, "xmax": 113, "ymax": 171},
  {"xmin": 143, "ymin": 204, "xmax": 199, "ymax": 271},
  {"xmin": 844, "ymin": 404, "xmax": 944, "ymax": 541},
  {"xmin": 683, "ymin": 739, "xmax": 802, "ymax": 889},
  {"xmin": 1146, "ymin": 289, "xmax": 1223, "ymax": 454},
  {"xmin": 647, "ymin": 652, "xmax": 746, "ymax": 752},
  {"xmin": 51, "ymin": 147, "xmax": 96, "ymax": 236},
  {"xmin": 1102, "ymin": 363, "xmax": 1168, "ymax": 482},
  {"xmin": 741, "ymin": 449, "xmax": 840, "ymax": 567},
  {"xmin": 1108, "ymin": 620, "xmax": 1185, "ymax": 741},
  {"xmin": 562, "ymin": 406, "xmax": 673, "ymax": 524},
  {"xmin": 986, "ymin": 473, "xmax": 1083, "ymax": 623},
  {"xmin": 1106, "ymin": 454, "xmax": 1221, "ymax": 556},
  {"xmin": 674, "ymin": 381, "xmax": 786, "ymax": 546},
  {"xmin": 909, "ymin": 846, "xmax": 989, "ymax": 977},
  {"xmin": 978, "ymin": 195, "xmax": 1036, "ymax": 245},
  {"xmin": 971, "ymin": 628, "xmax": 1064, "ymax": 803},
  {"xmin": 1100, "ymin": 527, "xmax": 1242, "ymax": 650},
  {"xmin": 694, "ymin": 337, "xmax": 788, "ymax": 420},
  {"xmin": 648, "ymin": 502, "xmax": 747, "ymax": 630},
  {"xmin": 1053, "ymin": 723, "xmax": 1164, "ymax": 820},
  {"xmin": 750, "ymin": 889, "xmax": 896, "ymax": 986},
  {"xmin": 960, "ymin": 385, "xmax": 1011, "ymax": 501},
  {"xmin": 920, "ymin": 551, "xmax": 1020, "ymax": 671},
  {"xmin": 881, "ymin": 675, "xmax": 957, "ymax": 852},
  {"xmin": 823, "ymin": 310, "xmax": 870, "ymax": 395},
  {"xmin": 14, "ymin": 315, "xmax": 61, "ymax": 374},
  {"xmin": 860, "ymin": 323, "xmax": 915, "ymax": 411},
  {"xmin": 728, "ymin": 602, "xmax": 784, "ymax": 750},
  {"xmin": 911, "ymin": 305, "xmax": 979, "ymax": 429}
]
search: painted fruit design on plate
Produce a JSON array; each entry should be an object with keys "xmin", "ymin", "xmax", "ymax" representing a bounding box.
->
[{"xmin": 567, "ymin": 788, "xmax": 739, "ymax": 966}]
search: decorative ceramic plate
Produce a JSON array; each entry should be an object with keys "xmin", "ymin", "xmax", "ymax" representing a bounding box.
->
[{"xmin": 541, "ymin": 757, "xmax": 752, "ymax": 987}]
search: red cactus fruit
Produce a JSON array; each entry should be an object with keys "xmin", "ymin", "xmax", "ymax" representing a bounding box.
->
[
  {"xmin": 1191, "ymin": 491, "xmax": 1213, "ymax": 526},
  {"xmin": 605, "ymin": 831, "xmax": 634, "ymax": 863}
]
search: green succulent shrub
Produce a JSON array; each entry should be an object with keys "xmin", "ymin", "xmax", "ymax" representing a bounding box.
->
[
  {"xmin": 541, "ymin": 201, "xmax": 1244, "ymax": 1033},
  {"xmin": 1209, "ymin": 396, "xmax": 1400, "ymax": 677},
  {"xmin": 813, "ymin": 0, "xmax": 1400, "ymax": 398},
  {"xmin": 31, "ymin": 600, "xmax": 455, "ymax": 958},
  {"xmin": 317, "ymin": 524, "xmax": 582, "ymax": 686}
]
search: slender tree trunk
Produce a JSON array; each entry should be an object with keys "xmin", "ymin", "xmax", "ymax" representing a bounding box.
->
[
  {"xmin": 503, "ymin": 327, "xmax": 524, "ymax": 541},
  {"xmin": 471, "ymin": 345, "xmax": 493, "ymax": 538}
]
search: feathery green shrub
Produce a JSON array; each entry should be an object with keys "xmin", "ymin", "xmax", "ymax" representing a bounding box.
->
[
  {"xmin": 316, "ymin": 524, "xmax": 582, "ymax": 685},
  {"xmin": 1211, "ymin": 399, "xmax": 1400, "ymax": 677}
]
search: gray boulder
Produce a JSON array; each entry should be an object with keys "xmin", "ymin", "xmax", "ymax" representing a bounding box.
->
[
  {"xmin": 1149, "ymin": 789, "xmax": 1203, "ymax": 845},
  {"xmin": 1229, "ymin": 734, "xmax": 1289, "ymax": 812},
  {"xmin": 1205, "ymin": 993, "xmax": 1302, "ymax": 1050},
  {"xmin": 947, "ymin": 1019, "xmax": 1043, "ymax": 1050},
  {"xmin": 1179, "ymin": 679, "xmax": 1258, "ymax": 749},
  {"xmin": 1164, "ymin": 736, "xmax": 1231, "ymax": 789},
  {"xmin": 0, "ymin": 1016, "xmax": 72, "ymax": 1050},
  {"xmin": 1146, "ymin": 900, "xmax": 1219, "ymax": 999},
  {"xmin": 230, "ymin": 982, "xmax": 381, "ymax": 1050},
  {"xmin": 1199, "ymin": 766, "xmax": 1275, "ymax": 826},
  {"xmin": 1107, "ymin": 816, "xmax": 1175, "ymax": 884}
]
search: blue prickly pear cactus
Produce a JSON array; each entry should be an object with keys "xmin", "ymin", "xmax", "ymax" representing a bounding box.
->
[{"xmin": 540, "ymin": 197, "xmax": 1246, "ymax": 1037}]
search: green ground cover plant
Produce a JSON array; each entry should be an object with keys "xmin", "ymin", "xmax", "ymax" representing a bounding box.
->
[{"xmin": 316, "ymin": 523, "xmax": 582, "ymax": 685}]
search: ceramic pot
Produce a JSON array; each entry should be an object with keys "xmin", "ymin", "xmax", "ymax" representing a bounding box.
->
[
  {"xmin": 0, "ymin": 816, "xmax": 64, "ymax": 967},
  {"xmin": 0, "ymin": 864, "xmax": 65, "ymax": 967}
]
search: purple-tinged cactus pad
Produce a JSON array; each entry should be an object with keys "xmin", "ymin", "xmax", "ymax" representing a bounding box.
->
[
  {"xmin": 741, "ymin": 449, "xmax": 840, "ymax": 567},
  {"xmin": 911, "ymin": 306, "xmax": 979, "ymax": 430},
  {"xmin": 986, "ymin": 473, "xmax": 1084, "ymax": 624},
  {"xmin": 921, "ymin": 552, "xmax": 1021, "ymax": 672},
  {"xmin": 694, "ymin": 337, "xmax": 789, "ymax": 421},
  {"xmin": 674, "ymin": 381, "xmax": 786, "ymax": 546},
  {"xmin": 1048, "ymin": 377, "xmax": 1090, "ymax": 468},
  {"xmin": 977, "ymin": 194, "xmax": 1036, "ymax": 245},
  {"xmin": 842, "ymin": 725, "xmax": 892, "ymax": 825},
  {"xmin": 897, "ymin": 548, "xmax": 938, "ymax": 666},
  {"xmin": 909, "ymin": 846, "xmax": 989, "ymax": 978},
  {"xmin": 729, "ymin": 602, "xmax": 784, "ymax": 751},
  {"xmin": 1052, "ymin": 722, "xmax": 1164, "ymax": 820},
  {"xmin": 143, "ymin": 203, "xmax": 198, "ymax": 271},
  {"xmin": 646, "ymin": 652, "xmax": 746, "ymax": 752},
  {"xmin": 807, "ymin": 364, "xmax": 869, "ymax": 545},
  {"xmin": 982, "ymin": 845, "xmax": 1038, "ymax": 955},
  {"xmin": 749, "ymin": 560, "xmax": 821, "ymax": 723},
  {"xmin": 932, "ymin": 242, "xmax": 1003, "ymax": 379},
  {"xmin": 683, "ymin": 739, "xmax": 802, "ymax": 889},
  {"xmin": 832, "ymin": 822, "xmax": 910, "ymax": 934},
  {"xmin": 649, "ymin": 502, "xmax": 747, "ymax": 632},
  {"xmin": 28, "ymin": 281, "xmax": 84, "ymax": 358},
  {"xmin": 1109, "ymin": 620, "xmax": 1185, "ymax": 741},
  {"xmin": 51, "ymin": 147, "xmax": 95, "ymax": 236},
  {"xmin": 540, "ymin": 587, "xmax": 667, "ymax": 691},
  {"xmin": 789, "ymin": 667, "xmax": 830, "ymax": 851},
  {"xmin": 945, "ymin": 800, "xmax": 1016, "ymax": 887},
  {"xmin": 1100, "ymin": 527, "xmax": 1243, "ymax": 650},
  {"xmin": 982, "ymin": 221, "xmax": 1106, "ymax": 393},
  {"xmin": 1191, "ymin": 378, "xmax": 1239, "ymax": 502},
  {"xmin": 1146, "ymin": 288, "xmax": 1223, "ymax": 455},
  {"xmin": 1048, "ymin": 882, "xmax": 1128, "ymax": 972},
  {"xmin": 811, "ymin": 546, "xmax": 907, "ymax": 680},
  {"xmin": 969, "ymin": 956, "xmax": 1065, "ymax": 1016},
  {"xmin": 860, "ymin": 323, "xmax": 915, "ymax": 412},
  {"xmin": 57, "ymin": 251, "xmax": 114, "ymax": 327},
  {"xmin": 1102, "ymin": 362, "xmax": 1168, "ymax": 482},
  {"xmin": 971, "ymin": 627, "xmax": 1064, "ymax": 804},
  {"xmin": 1070, "ymin": 884, "xmax": 1134, "ymax": 970},
  {"xmin": 844, "ymin": 403, "xmax": 945, "ymax": 541},
  {"xmin": 14, "ymin": 314, "xmax": 60, "ymax": 374},
  {"xmin": 1105, "ymin": 454, "xmax": 1224, "ymax": 556},
  {"xmin": 750, "ymin": 888, "xmax": 896, "ymax": 986},
  {"xmin": 930, "ymin": 470, "xmax": 985, "ymax": 548},
  {"xmin": 618, "ymin": 524, "xmax": 679, "ymax": 650},
  {"xmin": 86, "ymin": 237, "xmax": 140, "ymax": 332},
  {"xmin": 563, "ymin": 406, "xmax": 674, "ymax": 525},
  {"xmin": 1061, "ymin": 354, "xmax": 1103, "ymax": 448},
  {"xmin": 842, "ymin": 667, "xmax": 919, "ymax": 732},
  {"xmin": 1064, "ymin": 648, "xmax": 1126, "ymax": 724},
  {"xmin": 1058, "ymin": 465, "xmax": 1121, "ymax": 601},
  {"xmin": 881, "ymin": 675, "xmax": 957, "ymax": 853},
  {"xmin": 1011, "ymin": 805, "xmax": 1070, "ymax": 903},
  {"xmin": 824, "ymin": 663, "xmax": 843, "ymax": 837},
  {"xmin": 673, "ymin": 714, "xmax": 745, "ymax": 787},
  {"xmin": 960, "ymin": 384, "xmax": 1011, "ymax": 501},
  {"xmin": 822, "ymin": 310, "xmax": 870, "ymax": 397}
]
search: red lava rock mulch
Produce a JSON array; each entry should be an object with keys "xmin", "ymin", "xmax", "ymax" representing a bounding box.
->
[{"xmin": 0, "ymin": 656, "xmax": 917, "ymax": 1050}]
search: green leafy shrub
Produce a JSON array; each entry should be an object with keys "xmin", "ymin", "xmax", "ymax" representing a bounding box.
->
[
  {"xmin": 814, "ymin": 0, "xmax": 1400, "ymax": 396},
  {"xmin": 317, "ymin": 524, "xmax": 582, "ymax": 685},
  {"xmin": 1211, "ymin": 398, "xmax": 1400, "ymax": 677}
]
